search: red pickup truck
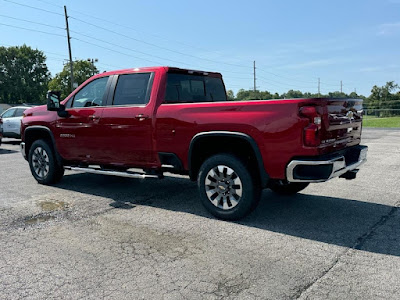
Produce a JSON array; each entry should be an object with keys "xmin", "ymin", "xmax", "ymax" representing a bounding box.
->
[{"xmin": 21, "ymin": 66, "xmax": 368, "ymax": 220}]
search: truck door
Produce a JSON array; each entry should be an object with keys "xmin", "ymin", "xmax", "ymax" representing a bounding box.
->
[
  {"xmin": 97, "ymin": 72, "xmax": 155, "ymax": 167},
  {"xmin": 55, "ymin": 76, "xmax": 110, "ymax": 162}
]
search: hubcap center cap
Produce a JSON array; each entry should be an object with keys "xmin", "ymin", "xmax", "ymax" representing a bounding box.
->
[{"xmin": 218, "ymin": 182, "xmax": 228, "ymax": 192}]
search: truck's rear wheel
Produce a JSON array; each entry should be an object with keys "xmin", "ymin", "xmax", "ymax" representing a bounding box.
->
[
  {"xmin": 28, "ymin": 139, "xmax": 64, "ymax": 185},
  {"xmin": 269, "ymin": 180, "xmax": 309, "ymax": 195},
  {"xmin": 198, "ymin": 154, "xmax": 260, "ymax": 220}
]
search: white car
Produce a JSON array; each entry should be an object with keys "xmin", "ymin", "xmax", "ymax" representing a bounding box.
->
[{"xmin": 0, "ymin": 106, "xmax": 30, "ymax": 139}]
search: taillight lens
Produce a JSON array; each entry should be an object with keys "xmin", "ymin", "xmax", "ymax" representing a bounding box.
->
[{"xmin": 300, "ymin": 106, "xmax": 322, "ymax": 147}]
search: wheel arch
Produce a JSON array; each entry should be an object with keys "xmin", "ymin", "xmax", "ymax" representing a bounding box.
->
[
  {"xmin": 188, "ymin": 131, "xmax": 269, "ymax": 187},
  {"xmin": 24, "ymin": 126, "xmax": 62, "ymax": 165}
]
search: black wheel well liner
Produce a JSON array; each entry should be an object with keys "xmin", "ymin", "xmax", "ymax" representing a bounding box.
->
[
  {"xmin": 24, "ymin": 126, "xmax": 62, "ymax": 165},
  {"xmin": 188, "ymin": 131, "xmax": 269, "ymax": 187}
]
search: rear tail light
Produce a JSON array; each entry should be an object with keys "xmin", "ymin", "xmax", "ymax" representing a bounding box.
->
[{"xmin": 300, "ymin": 106, "xmax": 322, "ymax": 147}]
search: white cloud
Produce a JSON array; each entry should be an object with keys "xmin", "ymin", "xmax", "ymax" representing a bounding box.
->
[
  {"xmin": 378, "ymin": 22, "xmax": 400, "ymax": 36},
  {"xmin": 359, "ymin": 65, "xmax": 399, "ymax": 73},
  {"xmin": 275, "ymin": 59, "xmax": 339, "ymax": 70}
]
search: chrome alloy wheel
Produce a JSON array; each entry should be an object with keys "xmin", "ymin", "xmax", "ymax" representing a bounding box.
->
[
  {"xmin": 32, "ymin": 147, "xmax": 50, "ymax": 178},
  {"xmin": 205, "ymin": 165, "xmax": 243, "ymax": 210}
]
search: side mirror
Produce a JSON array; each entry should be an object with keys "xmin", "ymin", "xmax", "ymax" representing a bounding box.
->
[
  {"xmin": 57, "ymin": 104, "xmax": 69, "ymax": 118},
  {"xmin": 47, "ymin": 91, "xmax": 69, "ymax": 118},
  {"xmin": 47, "ymin": 91, "xmax": 61, "ymax": 111}
]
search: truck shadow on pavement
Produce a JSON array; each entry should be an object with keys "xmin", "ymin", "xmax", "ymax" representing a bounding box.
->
[
  {"xmin": 2, "ymin": 139, "xmax": 21, "ymax": 145},
  {"xmin": 56, "ymin": 172, "xmax": 399, "ymax": 257},
  {"xmin": 0, "ymin": 148, "xmax": 18, "ymax": 155}
]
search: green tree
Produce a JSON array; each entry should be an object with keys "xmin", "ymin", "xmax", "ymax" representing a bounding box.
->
[
  {"xmin": 282, "ymin": 90, "xmax": 304, "ymax": 99},
  {"xmin": 48, "ymin": 60, "xmax": 99, "ymax": 99},
  {"xmin": 0, "ymin": 45, "xmax": 50, "ymax": 104},
  {"xmin": 327, "ymin": 91, "xmax": 348, "ymax": 98},
  {"xmin": 349, "ymin": 92, "xmax": 358, "ymax": 98},
  {"xmin": 226, "ymin": 89, "xmax": 235, "ymax": 100},
  {"xmin": 366, "ymin": 81, "xmax": 399, "ymax": 111},
  {"xmin": 235, "ymin": 89, "xmax": 275, "ymax": 101}
]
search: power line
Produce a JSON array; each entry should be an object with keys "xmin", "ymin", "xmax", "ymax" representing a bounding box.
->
[
  {"xmin": 69, "ymin": 10, "xmax": 217, "ymax": 55},
  {"xmin": 70, "ymin": 31, "xmax": 194, "ymax": 67},
  {"xmin": 0, "ymin": 22, "xmax": 65, "ymax": 37},
  {"xmin": 69, "ymin": 16, "xmax": 252, "ymax": 69},
  {"xmin": 2, "ymin": 0, "xmax": 373, "ymax": 92},
  {"xmin": 33, "ymin": 0, "xmax": 62, "ymax": 8},
  {"xmin": 257, "ymin": 67, "xmax": 318, "ymax": 85},
  {"xmin": 0, "ymin": 14, "xmax": 64, "ymax": 30},
  {"xmin": 2, "ymin": 0, "xmax": 64, "ymax": 16},
  {"xmin": 46, "ymin": 57, "xmax": 67, "ymax": 62},
  {"xmin": 257, "ymin": 74, "xmax": 316, "ymax": 89},
  {"xmin": 257, "ymin": 66, "xmax": 352, "ymax": 87},
  {"xmin": 257, "ymin": 78, "xmax": 310, "ymax": 91},
  {"xmin": 71, "ymin": 30, "xmax": 254, "ymax": 74},
  {"xmin": 73, "ymin": 37, "xmax": 163, "ymax": 65},
  {"xmin": 31, "ymin": 0, "xmax": 231, "ymax": 58}
]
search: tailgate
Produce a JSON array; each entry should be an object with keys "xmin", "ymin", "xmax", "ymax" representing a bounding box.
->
[{"xmin": 320, "ymin": 99, "xmax": 363, "ymax": 151}]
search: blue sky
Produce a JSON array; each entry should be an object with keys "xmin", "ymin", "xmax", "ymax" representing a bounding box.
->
[{"xmin": 1, "ymin": 0, "xmax": 399, "ymax": 96}]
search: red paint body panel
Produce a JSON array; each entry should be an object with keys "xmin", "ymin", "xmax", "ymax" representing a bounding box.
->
[{"xmin": 21, "ymin": 66, "xmax": 363, "ymax": 180}]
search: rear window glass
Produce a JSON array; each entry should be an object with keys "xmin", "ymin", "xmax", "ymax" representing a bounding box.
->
[
  {"xmin": 113, "ymin": 73, "xmax": 152, "ymax": 106},
  {"xmin": 165, "ymin": 73, "xmax": 227, "ymax": 103}
]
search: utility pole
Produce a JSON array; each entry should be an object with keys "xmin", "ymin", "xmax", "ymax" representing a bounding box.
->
[
  {"xmin": 318, "ymin": 78, "xmax": 320, "ymax": 97},
  {"xmin": 340, "ymin": 80, "xmax": 343, "ymax": 93},
  {"xmin": 64, "ymin": 5, "xmax": 74, "ymax": 93},
  {"xmin": 87, "ymin": 58, "xmax": 99, "ymax": 76},
  {"xmin": 253, "ymin": 61, "xmax": 256, "ymax": 92}
]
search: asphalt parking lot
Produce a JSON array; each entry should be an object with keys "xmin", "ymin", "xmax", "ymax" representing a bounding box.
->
[{"xmin": 0, "ymin": 128, "xmax": 399, "ymax": 300}]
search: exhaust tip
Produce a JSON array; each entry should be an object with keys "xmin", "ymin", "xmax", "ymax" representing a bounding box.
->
[{"xmin": 339, "ymin": 169, "xmax": 359, "ymax": 180}]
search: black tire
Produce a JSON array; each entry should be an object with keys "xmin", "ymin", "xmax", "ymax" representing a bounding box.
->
[
  {"xmin": 269, "ymin": 180, "xmax": 309, "ymax": 195},
  {"xmin": 28, "ymin": 139, "xmax": 64, "ymax": 185},
  {"xmin": 198, "ymin": 154, "xmax": 261, "ymax": 220}
]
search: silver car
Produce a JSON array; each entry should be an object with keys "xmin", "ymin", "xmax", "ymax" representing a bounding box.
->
[{"xmin": 0, "ymin": 106, "xmax": 30, "ymax": 139}]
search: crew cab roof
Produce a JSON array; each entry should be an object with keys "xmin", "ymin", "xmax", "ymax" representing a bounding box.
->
[{"xmin": 93, "ymin": 66, "xmax": 222, "ymax": 79}]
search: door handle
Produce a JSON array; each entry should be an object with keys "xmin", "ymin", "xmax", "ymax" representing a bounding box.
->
[
  {"xmin": 89, "ymin": 115, "xmax": 100, "ymax": 121},
  {"xmin": 135, "ymin": 114, "xmax": 150, "ymax": 121}
]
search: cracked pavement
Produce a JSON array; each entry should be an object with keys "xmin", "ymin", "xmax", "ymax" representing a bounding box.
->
[{"xmin": 0, "ymin": 129, "xmax": 399, "ymax": 299}]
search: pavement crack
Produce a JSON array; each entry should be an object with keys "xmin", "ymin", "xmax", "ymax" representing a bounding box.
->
[
  {"xmin": 294, "ymin": 200, "xmax": 400, "ymax": 299},
  {"xmin": 353, "ymin": 200, "xmax": 400, "ymax": 251}
]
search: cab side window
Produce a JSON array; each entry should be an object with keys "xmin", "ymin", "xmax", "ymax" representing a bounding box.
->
[
  {"xmin": 72, "ymin": 77, "xmax": 109, "ymax": 108},
  {"xmin": 1, "ymin": 108, "xmax": 16, "ymax": 118},
  {"xmin": 112, "ymin": 73, "xmax": 152, "ymax": 106}
]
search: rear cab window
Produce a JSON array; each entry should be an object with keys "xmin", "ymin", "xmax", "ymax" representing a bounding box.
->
[{"xmin": 164, "ymin": 72, "xmax": 227, "ymax": 103}]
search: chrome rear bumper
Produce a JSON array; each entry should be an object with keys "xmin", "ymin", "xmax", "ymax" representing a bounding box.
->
[{"xmin": 286, "ymin": 146, "xmax": 368, "ymax": 183}]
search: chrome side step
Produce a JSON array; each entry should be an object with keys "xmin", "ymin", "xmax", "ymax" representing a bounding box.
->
[{"xmin": 64, "ymin": 166, "xmax": 161, "ymax": 179}]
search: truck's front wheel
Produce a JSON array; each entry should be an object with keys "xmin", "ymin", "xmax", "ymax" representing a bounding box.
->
[
  {"xmin": 28, "ymin": 139, "xmax": 64, "ymax": 185},
  {"xmin": 198, "ymin": 154, "xmax": 260, "ymax": 220}
]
